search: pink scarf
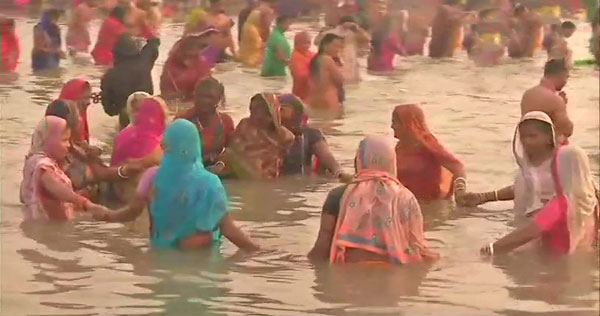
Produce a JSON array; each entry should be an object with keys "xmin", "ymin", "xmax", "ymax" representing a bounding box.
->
[
  {"xmin": 330, "ymin": 136, "xmax": 436, "ymax": 264},
  {"xmin": 21, "ymin": 117, "xmax": 76, "ymax": 220},
  {"xmin": 111, "ymin": 97, "xmax": 167, "ymax": 166}
]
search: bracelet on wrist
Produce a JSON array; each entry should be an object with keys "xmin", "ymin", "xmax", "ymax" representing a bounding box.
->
[{"xmin": 117, "ymin": 165, "xmax": 129, "ymax": 179}]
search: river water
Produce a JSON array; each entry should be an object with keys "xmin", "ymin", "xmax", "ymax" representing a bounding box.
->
[{"xmin": 1, "ymin": 7, "xmax": 599, "ymax": 316}]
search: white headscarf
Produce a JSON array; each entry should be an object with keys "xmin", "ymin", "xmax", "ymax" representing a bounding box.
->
[
  {"xmin": 126, "ymin": 92, "xmax": 151, "ymax": 125},
  {"xmin": 512, "ymin": 111, "xmax": 557, "ymax": 219},
  {"xmin": 554, "ymin": 145, "xmax": 598, "ymax": 253}
]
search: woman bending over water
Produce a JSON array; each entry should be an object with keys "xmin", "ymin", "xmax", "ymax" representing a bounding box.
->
[
  {"xmin": 392, "ymin": 105, "xmax": 467, "ymax": 203},
  {"xmin": 20, "ymin": 117, "xmax": 104, "ymax": 221},
  {"xmin": 308, "ymin": 136, "xmax": 439, "ymax": 264},
  {"xmin": 463, "ymin": 112, "xmax": 557, "ymax": 221},
  {"xmin": 481, "ymin": 145, "xmax": 599, "ymax": 256},
  {"xmin": 92, "ymin": 119, "xmax": 259, "ymax": 251}
]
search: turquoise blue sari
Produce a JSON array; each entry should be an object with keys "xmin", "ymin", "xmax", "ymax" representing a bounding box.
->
[{"xmin": 151, "ymin": 119, "xmax": 229, "ymax": 248}]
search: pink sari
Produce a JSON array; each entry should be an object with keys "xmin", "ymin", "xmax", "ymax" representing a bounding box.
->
[
  {"xmin": 20, "ymin": 117, "xmax": 79, "ymax": 221},
  {"xmin": 111, "ymin": 97, "xmax": 167, "ymax": 166},
  {"xmin": 534, "ymin": 145, "xmax": 599, "ymax": 254},
  {"xmin": 330, "ymin": 136, "xmax": 438, "ymax": 265}
]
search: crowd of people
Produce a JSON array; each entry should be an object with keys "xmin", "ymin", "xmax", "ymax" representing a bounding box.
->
[{"xmin": 2, "ymin": 0, "xmax": 599, "ymax": 266}]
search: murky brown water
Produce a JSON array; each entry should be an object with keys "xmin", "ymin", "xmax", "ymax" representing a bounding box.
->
[{"xmin": 1, "ymin": 8, "xmax": 599, "ymax": 316}]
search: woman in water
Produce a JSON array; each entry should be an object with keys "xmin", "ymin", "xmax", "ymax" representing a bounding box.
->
[
  {"xmin": 125, "ymin": 91, "xmax": 150, "ymax": 126},
  {"xmin": 392, "ymin": 104, "xmax": 467, "ymax": 203},
  {"xmin": 278, "ymin": 94, "xmax": 352, "ymax": 182},
  {"xmin": 110, "ymin": 97, "xmax": 168, "ymax": 204},
  {"xmin": 20, "ymin": 116, "xmax": 104, "ymax": 221},
  {"xmin": 462, "ymin": 112, "xmax": 558, "ymax": 221},
  {"xmin": 160, "ymin": 28, "xmax": 222, "ymax": 101},
  {"xmin": 220, "ymin": 93, "xmax": 294, "ymax": 180},
  {"xmin": 177, "ymin": 77, "xmax": 235, "ymax": 167},
  {"xmin": 100, "ymin": 33, "xmax": 160, "ymax": 128},
  {"xmin": 367, "ymin": 11, "xmax": 408, "ymax": 73},
  {"xmin": 92, "ymin": 119, "xmax": 260, "ymax": 251},
  {"xmin": 307, "ymin": 33, "xmax": 345, "ymax": 112},
  {"xmin": 0, "ymin": 18, "xmax": 20, "ymax": 72},
  {"xmin": 290, "ymin": 32, "xmax": 315, "ymax": 101},
  {"xmin": 44, "ymin": 100, "xmax": 143, "ymax": 192},
  {"xmin": 237, "ymin": 9, "xmax": 264, "ymax": 68},
  {"xmin": 429, "ymin": 0, "xmax": 472, "ymax": 58},
  {"xmin": 32, "ymin": 9, "xmax": 65, "ymax": 71},
  {"xmin": 308, "ymin": 135, "xmax": 439, "ymax": 264},
  {"xmin": 66, "ymin": 0, "xmax": 97, "ymax": 55},
  {"xmin": 481, "ymin": 145, "xmax": 599, "ymax": 256},
  {"xmin": 59, "ymin": 78, "xmax": 94, "ymax": 143},
  {"xmin": 91, "ymin": 6, "xmax": 128, "ymax": 66}
]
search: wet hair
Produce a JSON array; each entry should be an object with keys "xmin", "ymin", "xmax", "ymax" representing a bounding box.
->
[
  {"xmin": 194, "ymin": 76, "xmax": 225, "ymax": 102},
  {"xmin": 277, "ymin": 15, "xmax": 292, "ymax": 25},
  {"xmin": 338, "ymin": 15, "xmax": 356, "ymax": 25},
  {"xmin": 520, "ymin": 119, "xmax": 554, "ymax": 138},
  {"xmin": 45, "ymin": 100, "xmax": 71, "ymax": 121},
  {"xmin": 544, "ymin": 59, "xmax": 568, "ymax": 76},
  {"xmin": 514, "ymin": 4, "xmax": 526, "ymax": 15},
  {"xmin": 110, "ymin": 6, "xmax": 128, "ymax": 22},
  {"xmin": 561, "ymin": 21, "xmax": 576, "ymax": 30},
  {"xmin": 309, "ymin": 33, "xmax": 343, "ymax": 78}
]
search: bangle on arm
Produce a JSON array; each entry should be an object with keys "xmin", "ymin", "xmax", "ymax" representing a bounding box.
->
[
  {"xmin": 117, "ymin": 165, "xmax": 129, "ymax": 179},
  {"xmin": 454, "ymin": 177, "xmax": 467, "ymax": 192}
]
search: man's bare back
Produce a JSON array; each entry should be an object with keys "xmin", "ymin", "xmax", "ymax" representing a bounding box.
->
[{"xmin": 520, "ymin": 83, "xmax": 573, "ymax": 138}]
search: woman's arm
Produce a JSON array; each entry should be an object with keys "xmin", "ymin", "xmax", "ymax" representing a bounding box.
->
[
  {"xmin": 92, "ymin": 192, "xmax": 146, "ymax": 222},
  {"xmin": 481, "ymin": 221, "xmax": 541, "ymax": 255},
  {"xmin": 126, "ymin": 147, "xmax": 164, "ymax": 170},
  {"xmin": 308, "ymin": 212, "xmax": 337, "ymax": 261},
  {"xmin": 461, "ymin": 185, "xmax": 515, "ymax": 207},
  {"xmin": 220, "ymin": 213, "xmax": 260, "ymax": 251},
  {"xmin": 274, "ymin": 45, "xmax": 290, "ymax": 64},
  {"xmin": 311, "ymin": 140, "xmax": 351, "ymax": 182},
  {"xmin": 40, "ymin": 171, "xmax": 86, "ymax": 205}
]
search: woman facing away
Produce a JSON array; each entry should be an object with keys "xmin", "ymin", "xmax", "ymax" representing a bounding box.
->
[
  {"xmin": 481, "ymin": 144, "xmax": 599, "ymax": 256},
  {"xmin": 0, "ymin": 18, "xmax": 20, "ymax": 72},
  {"xmin": 220, "ymin": 93, "xmax": 294, "ymax": 180},
  {"xmin": 66, "ymin": 0, "xmax": 97, "ymax": 55},
  {"xmin": 308, "ymin": 135, "xmax": 439, "ymax": 264},
  {"xmin": 392, "ymin": 104, "xmax": 467, "ymax": 203},
  {"xmin": 176, "ymin": 77, "xmax": 235, "ymax": 168},
  {"xmin": 237, "ymin": 9, "xmax": 265, "ymax": 68},
  {"xmin": 32, "ymin": 9, "xmax": 66, "ymax": 71},
  {"xmin": 20, "ymin": 116, "xmax": 105, "ymax": 221},
  {"xmin": 91, "ymin": 119, "xmax": 260, "ymax": 251},
  {"xmin": 91, "ymin": 6, "xmax": 128, "ymax": 66},
  {"xmin": 462, "ymin": 112, "xmax": 559, "ymax": 221},
  {"xmin": 306, "ymin": 33, "xmax": 345, "ymax": 112},
  {"xmin": 367, "ymin": 11, "xmax": 408, "ymax": 73}
]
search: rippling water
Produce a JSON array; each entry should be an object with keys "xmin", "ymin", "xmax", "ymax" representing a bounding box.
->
[{"xmin": 1, "ymin": 8, "xmax": 599, "ymax": 316}]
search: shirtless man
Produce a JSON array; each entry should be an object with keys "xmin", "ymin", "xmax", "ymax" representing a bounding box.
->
[
  {"xmin": 205, "ymin": 0, "xmax": 236, "ymax": 58},
  {"xmin": 66, "ymin": 0, "xmax": 97, "ymax": 55},
  {"xmin": 307, "ymin": 33, "xmax": 345, "ymax": 113},
  {"xmin": 508, "ymin": 4, "xmax": 543, "ymax": 58},
  {"xmin": 548, "ymin": 21, "xmax": 576, "ymax": 68},
  {"xmin": 520, "ymin": 59, "xmax": 573, "ymax": 140}
]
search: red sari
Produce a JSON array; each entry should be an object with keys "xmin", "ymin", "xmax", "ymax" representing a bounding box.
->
[
  {"xmin": 59, "ymin": 79, "xmax": 91, "ymax": 142},
  {"xmin": 0, "ymin": 19, "xmax": 20, "ymax": 72},
  {"xmin": 394, "ymin": 104, "xmax": 463, "ymax": 201},
  {"xmin": 91, "ymin": 16, "xmax": 126, "ymax": 66}
]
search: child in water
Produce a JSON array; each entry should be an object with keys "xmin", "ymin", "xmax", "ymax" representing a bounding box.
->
[{"xmin": 548, "ymin": 21, "xmax": 576, "ymax": 68}]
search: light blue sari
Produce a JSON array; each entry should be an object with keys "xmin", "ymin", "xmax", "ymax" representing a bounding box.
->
[{"xmin": 151, "ymin": 119, "xmax": 229, "ymax": 248}]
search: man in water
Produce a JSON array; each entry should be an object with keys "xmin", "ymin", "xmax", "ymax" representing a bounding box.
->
[
  {"xmin": 306, "ymin": 33, "xmax": 345, "ymax": 112},
  {"xmin": 548, "ymin": 21, "xmax": 576, "ymax": 68},
  {"xmin": 508, "ymin": 4, "xmax": 543, "ymax": 58},
  {"xmin": 520, "ymin": 59, "xmax": 573, "ymax": 140},
  {"xmin": 429, "ymin": 0, "xmax": 474, "ymax": 58}
]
